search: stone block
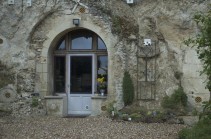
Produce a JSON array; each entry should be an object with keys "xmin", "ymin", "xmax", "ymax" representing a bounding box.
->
[
  {"xmin": 41, "ymin": 72, "xmax": 48, "ymax": 83},
  {"xmin": 184, "ymin": 49, "xmax": 200, "ymax": 64},
  {"xmin": 182, "ymin": 78, "xmax": 209, "ymax": 94},
  {"xmin": 0, "ymin": 87, "xmax": 17, "ymax": 103},
  {"xmin": 42, "ymin": 48, "xmax": 48, "ymax": 57},
  {"xmin": 45, "ymin": 96, "xmax": 67, "ymax": 116},
  {"xmin": 36, "ymin": 64, "xmax": 42, "ymax": 73},
  {"xmin": 40, "ymin": 91, "xmax": 47, "ymax": 98},
  {"xmin": 182, "ymin": 64, "xmax": 202, "ymax": 78},
  {"xmin": 40, "ymin": 57, "xmax": 47, "ymax": 64},
  {"xmin": 41, "ymin": 82, "xmax": 48, "ymax": 92},
  {"xmin": 181, "ymin": 116, "xmax": 199, "ymax": 126},
  {"xmin": 42, "ymin": 63, "xmax": 48, "ymax": 72},
  {"xmin": 91, "ymin": 95, "xmax": 107, "ymax": 116}
]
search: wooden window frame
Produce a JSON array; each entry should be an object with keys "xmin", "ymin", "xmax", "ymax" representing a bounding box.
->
[{"xmin": 53, "ymin": 29, "xmax": 107, "ymax": 95}]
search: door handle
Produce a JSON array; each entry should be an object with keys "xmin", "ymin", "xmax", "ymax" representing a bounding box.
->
[{"xmin": 67, "ymin": 84, "xmax": 70, "ymax": 88}]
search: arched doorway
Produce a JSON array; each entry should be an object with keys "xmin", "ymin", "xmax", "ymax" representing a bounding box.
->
[{"xmin": 53, "ymin": 29, "xmax": 108, "ymax": 115}]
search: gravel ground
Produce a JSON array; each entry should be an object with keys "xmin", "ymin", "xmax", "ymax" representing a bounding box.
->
[{"xmin": 0, "ymin": 116, "xmax": 186, "ymax": 139}]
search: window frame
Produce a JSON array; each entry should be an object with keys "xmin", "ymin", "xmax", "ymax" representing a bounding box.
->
[{"xmin": 53, "ymin": 29, "xmax": 107, "ymax": 95}]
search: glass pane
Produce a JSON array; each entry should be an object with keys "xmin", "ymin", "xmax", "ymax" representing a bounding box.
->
[
  {"xmin": 71, "ymin": 31, "xmax": 92, "ymax": 49},
  {"xmin": 97, "ymin": 56, "xmax": 108, "ymax": 94},
  {"xmin": 71, "ymin": 56, "xmax": 92, "ymax": 94},
  {"xmin": 54, "ymin": 56, "xmax": 65, "ymax": 93},
  {"xmin": 97, "ymin": 37, "xmax": 107, "ymax": 50},
  {"xmin": 56, "ymin": 39, "xmax": 65, "ymax": 50}
]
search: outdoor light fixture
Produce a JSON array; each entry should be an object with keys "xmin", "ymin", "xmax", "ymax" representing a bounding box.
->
[{"xmin": 73, "ymin": 19, "xmax": 80, "ymax": 26}]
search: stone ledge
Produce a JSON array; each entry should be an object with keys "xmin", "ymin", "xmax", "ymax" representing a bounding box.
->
[
  {"xmin": 45, "ymin": 95, "xmax": 67, "ymax": 117},
  {"xmin": 91, "ymin": 95, "xmax": 107, "ymax": 99},
  {"xmin": 91, "ymin": 95, "xmax": 107, "ymax": 116},
  {"xmin": 44, "ymin": 96, "xmax": 64, "ymax": 99},
  {"xmin": 180, "ymin": 116, "xmax": 199, "ymax": 126}
]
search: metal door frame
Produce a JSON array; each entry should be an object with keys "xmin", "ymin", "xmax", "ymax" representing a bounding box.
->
[{"xmin": 66, "ymin": 54, "xmax": 96, "ymax": 115}]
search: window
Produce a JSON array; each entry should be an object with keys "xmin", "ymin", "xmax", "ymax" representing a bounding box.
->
[
  {"xmin": 71, "ymin": 56, "xmax": 92, "ymax": 93},
  {"xmin": 53, "ymin": 29, "xmax": 107, "ymax": 94},
  {"xmin": 97, "ymin": 37, "xmax": 106, "ymax": 50},
  {"xmin": 71, "ymin": 30, "xmax": 93, "ymax": 50},
  {"xmin": 97, "ymin": 56, "xmax": 108, "ymax": 92},
  {"xmin": 54, "ymin": 56, "xmax": 65, "ymax": 92},
  {"xmin": 56, "ymin": 38, "xmax": 65, "ymax": 50}
]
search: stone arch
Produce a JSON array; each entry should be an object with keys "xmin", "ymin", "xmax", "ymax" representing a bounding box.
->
[
  {"xmin": 37, "ymin": 15, "xmax": 116, "ymax": 97},
  {"xmin": 42, "ymin": 17, "xmax": 112, "ymax": 58}
]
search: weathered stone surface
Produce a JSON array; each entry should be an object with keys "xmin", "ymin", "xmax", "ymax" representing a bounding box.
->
[
  {"xmin": 45, "ymin": 96, "xmax": 66, "ymax": 116},
  {"xmin": 0, "ymin": 0, "xmax": 210, "ymax": 116},
  {"xmin": 180, "ymin": 116, "xmax": 199, "ymax": 126},
  {"xmin": 0, "ymin": 86, "xmax": 17, "ymax": 103},
  {"xmin": 11, "ymin": 97, "xmax": 46, "ymax": 117}
]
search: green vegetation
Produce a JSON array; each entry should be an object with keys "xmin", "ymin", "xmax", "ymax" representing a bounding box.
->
[
  {"xmin": 199, "ymin": 101, "xmax": 211, "ymax": 120},
  {"xmin": 111, "ymin": 15, "xmax": 139, "ymax": 41},
  {"xmin": 179, "ymin": 6, "xmax": 211, "ymax": 139},
  {"xmin": 122, "ymin": 71, "xmax": 134, "ymax": 106},
  {"xmin": 31, "ymin": 97, "xmax": 39, "ymax": 107},
  {"xmin": 0, "ymin": 61, "xmax": 15, "ymax": 88},
  {"xmin": 178, "ymin": 6, "xmax": 211, "ymax": 139},
  {"xmin": 130, "ymin": 113, "xmax": 143, "ymax": 119},
  {"xmin": 178, "ymin": 101, "xmax": 211, "ymax": 139},
  {"xmin": 116, "ymin": 105, "xmax": 168, "ymax": 123},
  {"xmin": 106, "ymin": 101, "xmax": 118, "ymax": 116},
  {"xmin": 191, "ymin": 108, "xmax": 199, "ymax": 116},
  {"xmin": 119, "ymin": 109, "xmax": 167, "ymax": 123},
  {"xmin": 161, "ymin": 87, "xmax": 187, "ymax": 114},
  {"xmin": 184, "ymin": 6, "xmax": 211, "ymax": 100}
]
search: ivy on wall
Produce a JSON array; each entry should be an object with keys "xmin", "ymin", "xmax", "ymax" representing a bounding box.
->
[
  {"xmin": 0, "ymin": 61, "xmax": 15, "ymax": 89},
  {"xmin": 111, "ymin": 15, "xmax": 139, "ymax": 41}
]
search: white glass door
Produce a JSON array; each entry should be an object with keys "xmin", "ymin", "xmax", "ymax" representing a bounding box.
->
[{"xmin": 67, "ymin": 54, "xmax": 95, "ymax": 116}]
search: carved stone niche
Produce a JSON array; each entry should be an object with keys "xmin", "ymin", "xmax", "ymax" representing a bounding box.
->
[{"xmin": 0, "ymin": 86, "xmax": 17, "ymax": 103}]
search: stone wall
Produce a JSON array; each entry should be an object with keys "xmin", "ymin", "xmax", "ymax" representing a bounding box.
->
[{"xmin": 0, "ymin": 0, "xmax": 210, "ymax": 116}]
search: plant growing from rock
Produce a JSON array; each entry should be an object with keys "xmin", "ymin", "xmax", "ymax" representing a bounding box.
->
[
  {"xmin": 178, "ymin": 99, "xmax": 211, "ymax": 139},
  {"xmin": 199, "ymin": 101, "xmax": 211, "ymax": 120},
  {"xmin": 184, "ymin": 6, "xmax": 211, "ymax": 101},
  {"xmin": 178, "ymin": 116, "xmax": 211, "ymax": 139},
  {"xmin": 111, "ymin": 15, "xmax": 139, "ymax": 42},
  {"xmin": 31, "ymin": 96, "xmax": 39, "ymax": 107},
  {"xmin": 161, "ymin": 87, "xmax": 187, "ymax": 115},
  {"xmin": 106, "ymin": 101, "xmax": 118, "ymax": 117},
  {"xmin": 122, "ymin": 71, "xmax": 134, "ymax": 106},
  {"xmin": 179, "ymin": 7, "xmax": 211, "ymax": 138},
  {"xmin": 129, "ymin": 113, "xmax": 143, "ymax": 122}
]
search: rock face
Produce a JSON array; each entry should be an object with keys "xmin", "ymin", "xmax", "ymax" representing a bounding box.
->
[{"xmin": 0, "ymin": 0, "xmax": 210, "ymax": 116}]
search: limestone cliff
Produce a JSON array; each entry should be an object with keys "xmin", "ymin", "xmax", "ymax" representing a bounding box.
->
[{"xmin": 0, "ymin": 0, "xmax": 210, "ymax": 116}]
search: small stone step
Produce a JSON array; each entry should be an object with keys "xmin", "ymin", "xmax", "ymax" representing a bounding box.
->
[{"xmin": 180, "ymin": 116, "xmax": 199, "ymax": 126}]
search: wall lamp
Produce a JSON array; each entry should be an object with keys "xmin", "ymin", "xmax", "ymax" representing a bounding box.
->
[{"xmin": 73, "ymin": 19, "xmax": 80, "ymax": 26}]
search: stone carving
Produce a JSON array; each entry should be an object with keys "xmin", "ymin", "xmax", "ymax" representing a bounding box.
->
[
  {"xmin": 0, "ymin": 86, "xmax": 17, "ymax": 103},
  {"xmin": 71, "ymin": 0, "xmax": 88, "ymax": 14}
]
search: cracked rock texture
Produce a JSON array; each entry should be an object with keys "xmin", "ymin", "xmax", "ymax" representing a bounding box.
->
[{"xmin": 0, "ymin": 0, "xmax": 210, "ymax": 116}]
